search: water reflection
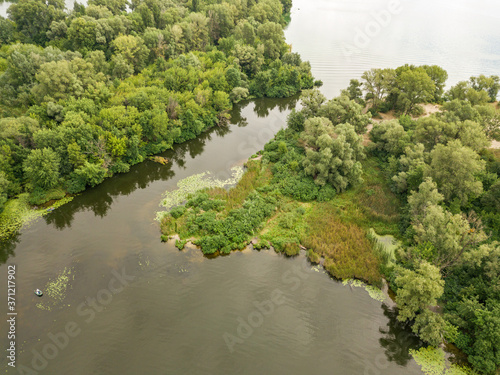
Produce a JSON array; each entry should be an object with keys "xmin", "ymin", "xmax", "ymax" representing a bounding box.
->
[
  {"xmin": 378, "ymin": 304, "xmax": 423, "ymax": 366},
  {"xmin": 0, "ymin": 233, "xmax": 17, "ymax": 265}
]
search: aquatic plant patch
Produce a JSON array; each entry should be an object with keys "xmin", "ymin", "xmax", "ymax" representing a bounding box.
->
[
  {"xmin": 36, "ymin": 267, "xmax": 75, "ymax": 311},
  {"xmin": 410, "ymin": 347, "xmax": 477, "ymax": 375},
  {"xmin": 156, "ymin": 166, "xmax": 244, "ymax": 221},
  {"xmin": 0, "ymin": 194, "xmax": 74, "ymax": 241},
  {"xmin": 342, "ymin": 278, "xmax": 386, "ymax": 302}
]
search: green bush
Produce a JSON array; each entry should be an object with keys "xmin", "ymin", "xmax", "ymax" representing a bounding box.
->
[
  {"xmin": 175, "ymin": 239, "xmax": 187, "ymax": 250},
  {"xmin": 170, "ymin": 206, "xmax": 186, "ymax": 219}
]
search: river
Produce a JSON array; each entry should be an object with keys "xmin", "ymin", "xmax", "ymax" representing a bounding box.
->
[{"xmin": 1, "ymin": 0, "xmax": 500, "ymax": 374}]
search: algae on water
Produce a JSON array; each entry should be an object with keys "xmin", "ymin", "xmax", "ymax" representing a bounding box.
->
[
  {"xmin": 156, "ymin": 166, "xmax": 244, "ymax": 220},
  {"xmin": 36, "ymin": 267, "xmax": 75, "ymax": 311},
  {"xmin": 342, "ymin": 278, "xmax": 386, "ymax": 302},
  {"xmin": 410, "ymin": 347, "xmax": 477, "ymax": 375}
]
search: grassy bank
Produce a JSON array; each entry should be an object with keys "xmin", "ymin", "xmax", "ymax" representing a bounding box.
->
[{"xmin": 0, "ymin": 193, "xmax": 73, "ymax": 242}]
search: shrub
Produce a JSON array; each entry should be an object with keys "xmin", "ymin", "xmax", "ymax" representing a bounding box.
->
[
  {"xmin": 170, "ymin": 206, "xmax": 186, "ymax": 219},
  {"xmin": 175, "ymin": 239, "xmax": 187, "ymax": 250}
]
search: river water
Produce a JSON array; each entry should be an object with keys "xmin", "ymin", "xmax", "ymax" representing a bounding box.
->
[{"xmin": 1, "ymin": 0, "xmax": 500, "ymax": 374}]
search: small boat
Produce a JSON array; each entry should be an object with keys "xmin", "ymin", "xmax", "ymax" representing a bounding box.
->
[
  {"xmin": 34, "ymin": 289, "xmax": 43, "ymax": 297},
  {"xmin": 46, "ymin": 208, "xmax": 54, "ymax": 212}
]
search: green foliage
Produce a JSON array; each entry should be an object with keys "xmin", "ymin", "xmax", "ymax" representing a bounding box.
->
[
  {"xmin": 370, "ymin": 120, "xmax": 410, "ymax": 156},
  {"xmin": 394, "ymin": 261, "xmax": 444, "ymax": 322},
  {"xmin": 23, "ymin": 147, "xmax": 60, "ymax": 190},
  {"xmin": 425, "ymin": 140, "xmax": 485, "ymax": 205},
  {"xmin": 0, "ymin": 0, "xmax": 311, "ymax": 223},
  {"xmin": 301, "ymin": 117, "xmax": 365, "ymax": 192}
]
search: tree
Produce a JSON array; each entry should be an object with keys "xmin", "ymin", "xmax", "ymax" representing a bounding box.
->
[
  {"xmin": 369, "ymin": 120, "xmax": 410, "ymax": 155},
  {"xmin": 88, "ymin": 0, "xmax": 128, "ymax": 15},
  {"xmin": 256, "ymin": 22, "xmax": 285, "ymax": 60},
  {"xmin": 23, "ymin": 148, "xmax": 60, "ymax": 190},
  {"xmin": 249, "ymin": 0, "xmax": 282, "ymax": 24},
  {"xmin": 421, "ymin": 65, "xmax": 448, "ymax": 102},
  {"xmin": 340, "ymin": 79, "xmax": 364, "ymax": 104},
  {"xmin": 414, "ymin": 116, "xmax": 457, "ymax": 150},
  {"xmin": 207, "ymin": 3, "xmax": 236, "ymax": 42},
  {"xmin": 299, "ymin": 89, "xmax": 326, "ymax": 118},
  {"xmin": 301, "ymin": 117, "xmax": 365, "ymax": 192},
  {"xmin": 233, "ymin": 43, "xmax": 263, "ymax": 77},
  {"xmin": 287, "ymin": 109, "xmax": 305, "ymax": 132},
  {"xmin": 395, "ymin": 261, "xmax": 444, "ymax": 322},
  {"xmin": 32, "ymin": 58, "xmax": 108, "ymax": 103},
  {"xmin": 476, "ymin": 104, "xmax": 500, "ymax": 141},
  {"xmin": 361, "ymin": 68, "xmax": 395, "ymax": 108},
  {"xmin": 425, "ymin": 140, "xmax": 485, "ymax": 205},
  {"xmin": 412, "ymin": 309, "xmax": 448, "ymax": 346},
  {"xmin": 407, "ymin": 178, "xmax": 444, "ymax": 218},
  {"xmin": 67, "ymin": 17, "xmax": 98, "ymax": 53},
  {"xmin": 318, "ymin": 95, "xmax": 371, "ymax": 134},
  {"xmin": 446, "ymin": 80, "xmax": 490, "ymax": 106},
  {"xmin": 0, "ymin": 16, "xmax": 15, "ymax": 45},
  {"xmin": 470, "ymin": 74, "xmax": 500, "ymax": 102},
  {"xmin": 394, "ymin": 68, "xmax": 435, "ymax": 115},
  {"xmin": 112, "ymin": 34, "xmax": 149, "ymax": 72},
  {"xmin": 412, "ymin": 205, "xmax": 484, "ymax": 268},
  {"xmin": 456, "ymin": 120, "xmax": 490, "ymax": 152},
  {"xmin": 440, "ymin": 99, "xmax": 480, "ymax": 123},
  {"xmin": 391, "ymin": 143, "xmax": 426, "ymax": 194}
]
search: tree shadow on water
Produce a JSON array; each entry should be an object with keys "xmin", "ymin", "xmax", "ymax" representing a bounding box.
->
[
  {"xmin": 379, "ymin": 303, "xmax": 424, "ymax": 366},
  {"xmin": 0, "ymin": 234, "xmax": 18, "ymax": 265}
]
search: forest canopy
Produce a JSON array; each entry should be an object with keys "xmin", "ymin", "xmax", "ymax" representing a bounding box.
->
[{"xmin": 0, "ymin": 0, "xmax": 315, "ymax": 209}]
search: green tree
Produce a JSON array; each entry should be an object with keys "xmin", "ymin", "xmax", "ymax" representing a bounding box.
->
[
  {"xmin": 256, "ymin": 22, "xmax": 285, "ymax": 60},
  {"xmin": 299, "ymin": 89, "xmax": 326, "ymax": 118},
  {"xmin": 88, "ymin": 0, "xmax": 128, "ymax": 15},
  {"xmin": 340, "ymin": 79, "xmax": 364, "ymax": 104},
  {"xmin": 476, "ymin": 104, "xmax": 500, "ymax": 141},
  {"xmin": 421, "ymin": 65, "xmax": 448, "ymax": 102},
  {"xmin": 361, "ymin": 68, "xmax": 395, "ymax": 108},
  {"xmin": 425, "ymin": 140, "xmax": 486, "ymax": 205},
  {"xmin": 391, "ymin": 143, "xmax": 426, "ymax": 194},
  {"xmin": 8, "ymin": 0, "xmax": 65, "ymax": 45},
  {"xmin": 0, "ymin": 16, "xmax": 15, "ymax": 45},
  {"xmin": 470, "ymin": 74, "xmax": 500, "ymax": 102},
  {"xmin": 395, "ymin": 261, "xmax": 444, "ymax": 322},
  {"xmin": 369, "ymin": 120, "xmax": 410, "ymax": 155},
  {"xmin": 23, "ymin": 148, "xmax": 60, "ymax": 190},
  {"xmin": 112, "ymin": 34, "xmax": 149, "ymax": 73},
  {"xmin": 301, "ymin": 117, "xmax": 364, "ymax": 192},
  {"xmin": 67, "ymin": 17, "xmax": 98, "ymax": 53},
  {"xmin": 394, "ymin": 67, "xmax": 435, "ymax": 115},
  {"xmin": 407, "ymin": 177, "xmax": 444, "ymax": 218},
  {"xmin": 318, "ymin": 95, "xmax": 371, "ymax": 134}
]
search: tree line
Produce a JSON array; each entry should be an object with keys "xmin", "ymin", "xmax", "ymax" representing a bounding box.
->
[
  {"xmin": 0, "ymin": 0, "xmax": 315, "ymax": 210},
  {"xmin": 361, "ymin": 66, "xmax": 499, "ymax": 374}
]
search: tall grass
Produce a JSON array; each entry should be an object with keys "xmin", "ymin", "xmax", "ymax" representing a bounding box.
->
[
  {"xmin": 301, "ymin": 202, "xmax": 382, "ymax": 286},
  {"xmin": 335, "ymin": 157, "xmax": 400, "ymax": 236}
]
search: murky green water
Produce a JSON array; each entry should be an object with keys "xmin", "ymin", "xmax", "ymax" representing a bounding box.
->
[{"xmin": 2, "ymin": 0, "xmax": 500, "ymax": 374}]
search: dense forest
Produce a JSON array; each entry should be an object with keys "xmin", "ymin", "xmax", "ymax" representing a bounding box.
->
[
  {"xmin": 0, "ymin": 0, "xmax": 316, "ymax": 211},
  {"xmin": 160, "ymin": 64, "xmax": 500, "ymax": 374}
]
